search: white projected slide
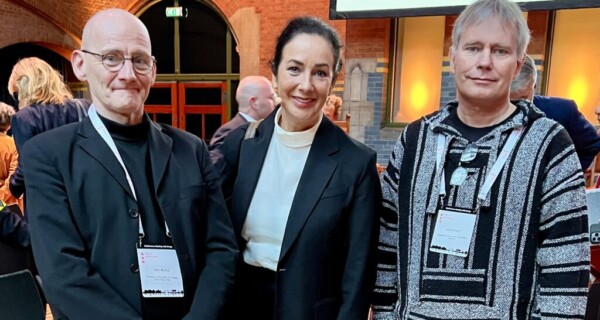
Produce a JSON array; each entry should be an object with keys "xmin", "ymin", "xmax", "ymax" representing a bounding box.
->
[
  {"xmin": 331, "ymin": 0, "xmax": 600, "ymax": 18},
  {"xmin": 337, "ymin": 0, "xmax": 546, "ymax": 12}
]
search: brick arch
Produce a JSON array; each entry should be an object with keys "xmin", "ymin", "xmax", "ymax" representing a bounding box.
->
[
  {"xmin": 31, "ymin": 43, "xmax": 74, "ymax": 61},
  {"xmin": 129, "ymin": 0, "xmax": 251, "ymax": 77},
  {"xmin": 127, "ymin": 0, "xmax": 240, "ymax": 44},
  {"xmin": 205, "ymin": 0, "xmax": 241, "ymax": 45},
  {"xmin": 0, "ymin": 39, "xmax": 75, "ymax": 61},
  {"xmin": 6, "ymin": 0, "xmax": 82, "ymax": 51}
]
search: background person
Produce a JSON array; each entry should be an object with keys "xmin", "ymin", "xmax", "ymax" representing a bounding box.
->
[
  {"xmin": 0, "ymin": 101, "xmax": 29, "ymax": 256},
  {"xmin": 373, "ymin": 0, "xmax": 589, "ymax": 319},
  {"xmin": 218, "ymin": 16, "xmax": 381, "ymax": 320},
  {"xmin": 322, "ymin": 94, "xmax": 342, "ymax": 121},
  {"xmin": 510, "ymin": 54, "xmax": 600, "ymax": 170},
  {"xmin": 0, "ymin": 102, "xmax": 20, "ymax": 209},
  {"xmin": 22, "ymin": 9, "xmax": 237, "ymax": 319},
  {"xmin": 209, "ymin": 75, "xmax": 277, "ymax": 164},
  {"xmin": 7, "ymin": 57, "xmax": 90, "ymax": 198}
]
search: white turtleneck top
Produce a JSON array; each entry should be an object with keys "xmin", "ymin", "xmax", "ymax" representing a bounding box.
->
[{"xmin": 241, "ymin": 108, "xmax": 322, "ymax": 271}]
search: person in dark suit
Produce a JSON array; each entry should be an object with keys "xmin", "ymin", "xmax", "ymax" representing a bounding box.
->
[
  {"xmin": 510, "ymin": 54, "xmax": 600, "ymax": 170},
  {"xmin": 217, "ymin": 16, "xmax": 382, "ymax": 320},
  {"xmin": 21, "ymin": 9, "xmax": 237, "ymax": 320},
  {"xmin": 209, "ymin": 75, "xmax": 277, "ymax": 164}
]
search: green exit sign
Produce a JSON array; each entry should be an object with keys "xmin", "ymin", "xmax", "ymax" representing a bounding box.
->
[{"xmin": 165, "ymin": 7, "xmax": 184, "ymax": 18}]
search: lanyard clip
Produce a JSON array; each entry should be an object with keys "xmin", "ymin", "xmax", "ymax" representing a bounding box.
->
[{"xmin": 138, "ymin": 233, "xmax": 145, "ymax": 248}]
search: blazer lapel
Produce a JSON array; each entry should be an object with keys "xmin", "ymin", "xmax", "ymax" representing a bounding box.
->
[
  {"xmin": 231, "ymin": 115, "xmax": 274, "ymax": 235},
  {"xmin": 77, "ymin": 117, "xmax": 135, "ymax": 199},
  {"xmin": 279, "ymin": 119, "xmax": 339, "ymax": 261},
  {"xmin": 147, "ymin": 119, "xmax": 173, "ymax": 194}
]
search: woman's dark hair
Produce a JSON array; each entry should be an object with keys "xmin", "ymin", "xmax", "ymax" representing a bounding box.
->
[{"xmin": 270, "ymin": 16, "xmax": 343, "ymax": 79}]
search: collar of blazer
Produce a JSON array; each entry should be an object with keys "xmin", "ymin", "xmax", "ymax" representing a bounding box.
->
[
  {"xmin": 76, "ymin": 113, "xmax": 173, "ymax": 199},
  {"xmin": 233, "ymin": 110, "xmax": 342, "ymax": 262}
]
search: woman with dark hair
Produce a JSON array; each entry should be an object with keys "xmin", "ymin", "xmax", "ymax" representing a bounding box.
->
[
  {"xmin": 218, "ymin": 16, "xmax": 381, "ymax": 320},
  {"xmin": 7, "ymin": 57, "xmax": 90, "ymax": 198}
]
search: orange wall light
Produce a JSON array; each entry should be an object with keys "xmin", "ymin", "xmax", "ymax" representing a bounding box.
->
[
  {"xmin": 547, "ymin": 8, "xmax": 600, "ymax": 123},
  {"xmin": 394, "ymin": 16, "xmax": 445, "ymax": 123}
]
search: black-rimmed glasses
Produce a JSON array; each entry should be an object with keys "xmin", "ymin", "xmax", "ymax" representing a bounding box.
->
[
  {"xmin": 81, "ymin": 50, "xmax": 156, "ymax": 74},
  {"xmin": 449, "ymin": 143, "xmax": 478, "ymax": 187}
]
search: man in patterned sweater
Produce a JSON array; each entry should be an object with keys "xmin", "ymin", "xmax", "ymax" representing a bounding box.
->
[{"xmin": 372, "ymin": 0, "xmax": 590, "ymax": 319}]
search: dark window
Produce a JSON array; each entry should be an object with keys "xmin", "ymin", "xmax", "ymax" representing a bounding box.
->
[
  {"xmin": 146, "ymin": 87, "xmax": 173, "ymax": 106},
  {"xmin": 140, "ymin": 2, "xmax": 176, "ymax": 74},
  {"xmin": 185, "ymin": 87, "xmax": 221, "ymax": 105},
  {"xmin": 179, "ymin": 0, "xmax": 239, "ymax": 73}
]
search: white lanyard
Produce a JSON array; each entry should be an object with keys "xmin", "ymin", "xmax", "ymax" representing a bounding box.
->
[
  {"xmin": 88, "ymin": 106, "xmax": 170, "ymax": 243},
  {"xmin": 436, "ymin": 126, "xmax": 524, "ymax": 212}
]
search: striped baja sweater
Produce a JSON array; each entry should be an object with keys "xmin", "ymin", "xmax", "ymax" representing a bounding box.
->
[{"xmin": 373, "ymin": 100, "xmax": 590, "ymax": 320}]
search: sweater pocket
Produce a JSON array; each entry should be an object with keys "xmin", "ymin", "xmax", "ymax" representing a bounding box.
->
[{"xmin": 419, "ymin": 268, "xmax": 487, "ymax": 305}]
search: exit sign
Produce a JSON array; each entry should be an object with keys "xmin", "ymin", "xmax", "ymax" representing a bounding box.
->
[{"xmin": 165, "ymin": 7, "xmax": 184, "ymax": 18}]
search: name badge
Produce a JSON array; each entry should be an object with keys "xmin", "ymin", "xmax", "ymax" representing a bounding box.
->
[
  {"xmin": 430, "ymin": 209, "xmax": 477, "ymax": 258},
  {"xmin": 136, "ymin": 245, "xmax": 184, "ymax": 298}
]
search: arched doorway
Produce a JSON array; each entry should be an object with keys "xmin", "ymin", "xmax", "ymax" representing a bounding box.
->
[
  {"xmin": 0, "ymin": 43, "xmax": 76, "ymax": 110},
  {"xmin": 138, "ymin": 0, "xmax": 240, "ymax": 141}
]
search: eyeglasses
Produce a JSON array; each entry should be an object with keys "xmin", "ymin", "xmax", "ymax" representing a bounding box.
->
[
  {"xmin": 449, "ymin": 143, "xmax": 478, "ymax": 187},
  {"xmin": 81, "ymin": 50, "xmax": 156, "ymax": 74}
]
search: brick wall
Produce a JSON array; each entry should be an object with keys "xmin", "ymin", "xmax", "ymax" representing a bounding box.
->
[
  {"xmin": 3, "ymin": 0, "xmax": 130, "ymax": 50},
  {"xmin": 212, "ymin": 0, "xmax": 347, "ymax": 78},
  {"xmin": 0, "ymin": 0, "xmax": 80, "ymax": 50},
  {"xmin": 344, "ymin": 19, "xmax": 400, "ymax": 164},
  {"xmin": 345, "ymin": 19, "xmax": 390, "ymax": 60}
]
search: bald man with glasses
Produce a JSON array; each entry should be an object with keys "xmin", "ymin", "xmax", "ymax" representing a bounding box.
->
[{"xmin": 21, "ymin": 9, "xmax": 237, "ymax": 320}]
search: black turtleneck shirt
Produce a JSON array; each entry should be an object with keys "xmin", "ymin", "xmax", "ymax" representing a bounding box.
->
[{"xmin": 98, "ymin": 114, "xmax": 185, "ymax": 319}]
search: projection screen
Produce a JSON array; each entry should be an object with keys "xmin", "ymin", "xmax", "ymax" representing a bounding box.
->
[{"xmin": 330, "ymin": 0, "xmax": 600, "ymax": 19}]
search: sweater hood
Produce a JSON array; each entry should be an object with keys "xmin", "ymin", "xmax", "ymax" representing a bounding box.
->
[{"xmin": 423, "ymin": 99, "xmax": 545, "ymax": 139}]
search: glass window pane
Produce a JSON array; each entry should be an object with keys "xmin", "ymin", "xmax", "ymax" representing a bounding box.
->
[
  {"xmin": 205, "ymin": 114, "xmax": 222, "ymax": 142},
  {"xmin": 185, "ymin": 114, "xmax": 203, "ymax": 139},
  {"xmin": 147, "ymin": 113, "xmax": 173, "ymax": 127},
  {"xmin": 180, "ymin": 1, "xmax": 228, "ymax": 73},
  {"xmin": 230, "ymin": 32, "xmax": 240, "ymax": 74},
  {"xmin": 229, "ymin": 80, "xmax": 240, "ymax": 118},
  {"xmin": 139, "ymin": 3, "xmax": 175, "ymax": 74},
  {"xmin": 146, "ymin": 87, "xmax": 173, "ymax": 105},
  {"xmin": 390, "ymin": 17, "xmax": 445, "ymax": 124},
  {"xmin": 185, "ymin": 87, "xmax": 221, "ymax": 105}
]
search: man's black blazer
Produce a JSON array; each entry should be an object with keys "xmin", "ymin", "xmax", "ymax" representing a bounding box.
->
[{"xmin": 22, "ymin": 115, "xmax": 238, "ymax": 319}]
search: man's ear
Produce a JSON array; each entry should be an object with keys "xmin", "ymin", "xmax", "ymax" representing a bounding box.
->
[
  {"xmin": 149, "ymin": 61, "xmax": 157, "ymax": 86},
  {"xmin": 449, "ymin": 47, "xmax": 456, "ymax": 74},
  {"xmin": 249, "ymin": 96, "xmax": 257, "ymax": 109},
  {"xmin": 71, "ymin": 50, "xmax": 87, "ymax": 81},
  {"xmin": 271, "ymin": 73, "xmax": 278, "ymax": 92},
  {"xmin": 512, "ymin": 55, "xmax": 524, "ymax": 80}
]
